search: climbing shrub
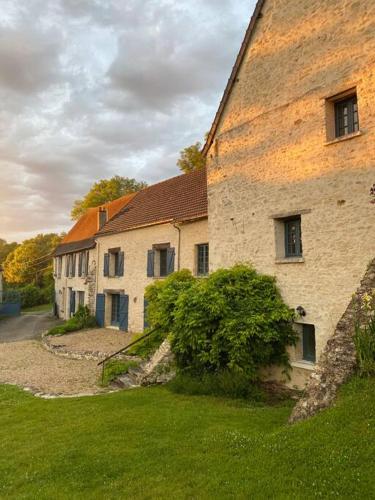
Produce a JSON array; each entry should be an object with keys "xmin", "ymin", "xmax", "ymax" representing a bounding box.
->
[{"xmin": 145, "ymin": 265, "xmax": 296, "ymax": 380}]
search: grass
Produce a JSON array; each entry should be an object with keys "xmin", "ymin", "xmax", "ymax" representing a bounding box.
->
[
  {"xmin": 100, "ymin": 359, "xmax": 139, "ymax": 387},
  {"xmin": 22, "ymin": 303, "xmax": 52, "ymax": 313},
  {"xmin": 0, "ymin": 377, "xmax": 374, "ymax": 499}
]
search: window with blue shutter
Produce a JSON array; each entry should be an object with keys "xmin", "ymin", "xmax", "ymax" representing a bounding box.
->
[
  {"xmin": 96, "ymin": 294, "xmax": 106, "ymax": 327},
  {"xmin": 104, "ymin": 253, "xmax": 109, "ymax": 277},
  {"xmin": 119, "ymin": 294, "xmax": 129, "ymax": 332},
  {"xmin": 167, "ymin": 248, "xmax": 175, "ymax": 275},
  {"xmin": 147, "ymin": 250, "xmax": 155, "ymax": 277}
]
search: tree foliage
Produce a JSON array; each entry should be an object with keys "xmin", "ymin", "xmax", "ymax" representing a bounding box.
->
[
  {"xmin": 71, "ymin": 175, "xmax": 147, "ymax": 220},
  {"xmin": 177, "ymin": 142, "xmax": 206, "ymax": 174},
  {"xmin": 0, "ymin": 239, "xmax": 19, "ymax": 266},
  {"xmin": 3, "ymin": 233, "xmax": 61, "ymax": 286},
  {"xmin": 145, "ymin": 265, "xmax": 296, "ymax": 379}
]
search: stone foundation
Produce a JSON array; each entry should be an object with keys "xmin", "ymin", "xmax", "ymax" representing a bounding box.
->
[{"xmin": 290, "ymin": 258, "xmax": 375, "ymax": 423}]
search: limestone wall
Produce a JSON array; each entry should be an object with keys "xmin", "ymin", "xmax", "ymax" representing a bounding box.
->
[{"xmin": 206, "ymin": 0, "xmax": 375, "ymax": 386}]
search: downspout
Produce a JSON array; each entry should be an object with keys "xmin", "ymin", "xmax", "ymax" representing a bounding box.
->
[{"xmin": 172, "ymin": 221, "xmax": 181, "ymax": 271}]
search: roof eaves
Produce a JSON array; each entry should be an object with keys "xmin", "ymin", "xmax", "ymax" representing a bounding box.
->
[{"xmin": 202, "ymin": 0, "xmax": 266, "ymax": 156}]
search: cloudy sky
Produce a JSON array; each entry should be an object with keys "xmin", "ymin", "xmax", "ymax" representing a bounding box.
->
[{"xmin": 0, "ymin": 0, "xmax": 256, "ymax": 242}]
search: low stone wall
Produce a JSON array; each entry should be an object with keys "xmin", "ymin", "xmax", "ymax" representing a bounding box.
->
[{"xmin": 290, "ymin": 258, "xmax": 375, "ymax": 423}]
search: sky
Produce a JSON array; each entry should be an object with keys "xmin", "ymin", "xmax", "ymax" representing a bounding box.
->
[{"xmin": 0, "ymin": 0, "xmax": 256, "ymax": 243}]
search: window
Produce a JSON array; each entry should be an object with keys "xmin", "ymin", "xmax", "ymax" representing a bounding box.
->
[
  {"xmin": 302, "ymin": 324, "xmax": 316, "ymax": 363},
  {"xmin": 284, "ymin": 217, "xmax": 302, "ymax": 258},
  {"xmin": 159, "ymin": 249, "xmax": 168, "ymax": 277},
  {"xmin": 147, "ymin": 246, "xmax": 175, "ymax": 278},
  {"xmin": 78, "ymin": 291, "xmax": 85, "ymax": 307},
  {"xmin": 335, "ymin": 94, "xmax": 359, "ymax": 138},
  {"xmin": 197, "ymin": 244, "xmax": 209, "ymax": 276},
  {"xmin": 104, "ymin": 249, "xmax": 124, "ymax": 277}
]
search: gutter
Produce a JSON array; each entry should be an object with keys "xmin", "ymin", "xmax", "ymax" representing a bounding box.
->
[{"xmin": 172, "ymin": 221, "xmax": 182, "ymax": 271}]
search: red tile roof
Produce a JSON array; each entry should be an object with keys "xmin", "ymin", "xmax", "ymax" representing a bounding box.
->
[
  {"xmin": 54, "ymin": 193, "xmax": 136, "ymax": 256},
  {"xmin": 97, "ymin": 168, "xmax": 207, "ymax": 236}
]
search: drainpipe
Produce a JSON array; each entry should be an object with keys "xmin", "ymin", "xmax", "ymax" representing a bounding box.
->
[{"xmin": 172, "ymin": 221, "xmax": 181, "ymax": 271}]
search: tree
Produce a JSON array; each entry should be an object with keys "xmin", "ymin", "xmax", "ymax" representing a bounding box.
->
[
  {"xmin": 71, "ymin": 176, "xmax": 147, "ymax": 220},
  {"xmin": 177, "ymin": 142, "xmax": 206, "ymax": 174},
  {"xmin": 3, "ymin": 233, "xmax": 62, "ymax": 286},
  {"xmin": 0, "ymin": 239, "xmax": 19, "ymax": 266}
]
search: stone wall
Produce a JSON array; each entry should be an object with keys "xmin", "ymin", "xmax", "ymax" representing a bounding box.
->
[
  {"xmin": 290, "ymin": 258, "xmax": 375, "ymax": 422},
  {"xmin": 206, "ymin": 0, "xmax": 375, "ymax": 387}
]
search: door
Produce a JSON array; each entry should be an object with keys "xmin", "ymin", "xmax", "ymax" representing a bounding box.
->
[{"xmin": 111, "ymin": 294, "xmax": 120, "ymax": 326}]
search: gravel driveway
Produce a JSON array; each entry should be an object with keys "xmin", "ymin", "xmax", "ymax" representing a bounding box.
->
[
  {"xmin": 0, "ymin": 340, "xmax": 104, "ymax": 396},
  {"xmin": 0, "ymin": 314, "xmax": 106, "ymax": 396}
]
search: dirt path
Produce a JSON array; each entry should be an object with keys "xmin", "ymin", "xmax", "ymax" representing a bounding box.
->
[{"xmin": 0, "ymin": 340, "xmax": 105, "ymax": 397}]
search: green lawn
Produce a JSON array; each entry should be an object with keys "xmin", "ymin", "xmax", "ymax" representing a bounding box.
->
[
  {"xmin": 22, "ymin": 303, "xmax": 52, "ymax": 313},
  {"xmin": 0, "ymin": 378, "xmax": 374, "ymax": 499}
]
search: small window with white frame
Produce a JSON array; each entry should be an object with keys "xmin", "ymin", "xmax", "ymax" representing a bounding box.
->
[
  {"xmin": 325, "ymin": 88, "xmax": 360, "ymax": 141},
  {"xmin": 196, "ymin": 243, "xmax": 209, "ymax": 276}
]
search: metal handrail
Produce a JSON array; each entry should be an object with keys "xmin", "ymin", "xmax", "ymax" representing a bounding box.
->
[{"xmin": 98, "ymin": 328, "xmax": 158, "ymax": 384}]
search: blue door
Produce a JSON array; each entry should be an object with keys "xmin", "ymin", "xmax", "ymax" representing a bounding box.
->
[{"xmin": 111, "ymin": 294, "xmax": 120, "ymax": 326}]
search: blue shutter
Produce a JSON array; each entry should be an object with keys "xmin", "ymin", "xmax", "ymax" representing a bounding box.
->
[
  {"xmin": 70, "ymin": 290, "xmax": 76, "ymax": 317},
  {"xmin": 72, "ymin": 254, "xmax": 76, "ymax": 277},
  {"xmin": 65, "ymin": 256, "xmax": 69, "ymax": 277},
  {"xmin": 96, "ymin": 294, "xmax": 105, "ymax": 327},
  {"xmin": 167, "ymin": 248, "xmax": 175, "ymax": 275},
  {"xmin": 78, "ymin": 253, "xmax": 83, "ymax": 277},
  {"xmin": 119, "ymin": 294, "xmax": 129, "ymax": 332},
  {"xmin": 147, "ymin": 250, "xmax": 155, "ymax": 277},
  {"xmin": 144, "ymin": 297, "xmax": 149, "ymax": 330},
  {"xmin": 118, "ymin": 251, "xmax": 125, "ymax": 277},
  {"xmin": 104, "ymin": 253, "xmax": 109, "ymax": 277}
]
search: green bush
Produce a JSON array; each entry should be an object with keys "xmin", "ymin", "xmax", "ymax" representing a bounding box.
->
[
  {"xmin": 20, "ymin": 285, "xmax": 44, "ymax": 308},
  {"xmin": 126, "ymin": 330, "xmax": 166, "ymax": 359},
  {"xmin": 48, "ymin": 306, "xmax": 97, "ymax": 336},
  {"xmin": 100, "ymin": 360, "xmax": 139, "ymax": 387},
  {"xmin": 168, "ymin": 370, "xmax": 266, "ymax": 401},
  {"xmin": 145, "ymin": 265, "xmax": 296, "ymax": 380}
]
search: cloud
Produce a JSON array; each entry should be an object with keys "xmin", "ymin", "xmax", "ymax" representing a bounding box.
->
[{"xmin": 0, "ymin": 0, "xmax": 256, "ymax": 242}]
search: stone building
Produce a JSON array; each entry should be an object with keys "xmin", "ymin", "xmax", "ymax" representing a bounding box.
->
[
  {"xmin": 54, "ymin": 194, "xmax": 135, "ymax": 320},
  {"xmin": 203, "ymin": 0, "xmax": 375, "ymax": 387},
  {"xmin": 94, "ymin": 168, "xmax": 208, "ymax": 332}
]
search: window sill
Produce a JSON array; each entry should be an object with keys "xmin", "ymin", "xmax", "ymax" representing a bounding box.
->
[
  {"xmin": 325, "ymin": 130, "xmax": 362, "ymax": 146},
  {"xmin": 291, "ymin": 360, "xmax": 315, "ymax": 371},
  {"xmin": 275, "ymin": 257, "xmax": 305, "ymax": 264}
]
